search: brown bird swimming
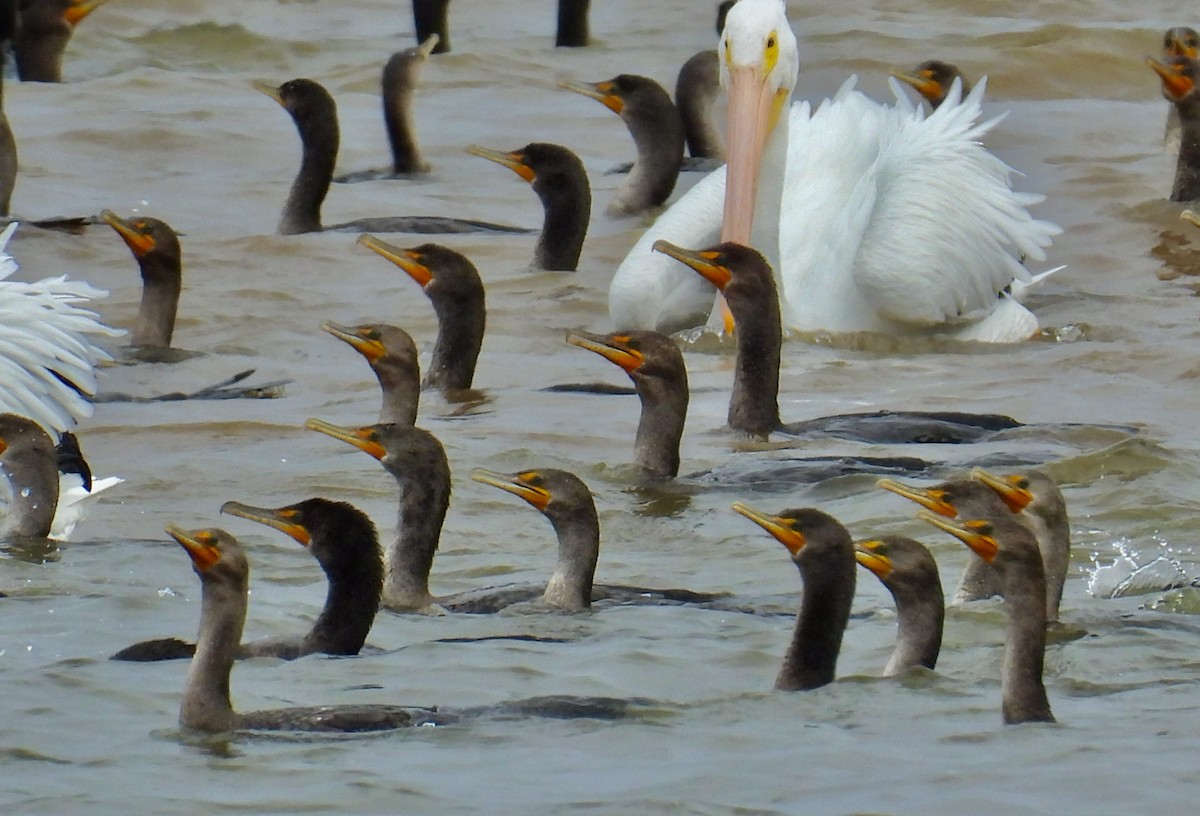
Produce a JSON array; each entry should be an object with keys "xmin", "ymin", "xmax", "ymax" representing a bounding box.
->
[
  {"xmin": 566, "ymin": 330, "xmax": 686, "ymax": 479},
  {"xmin": 168, "ymin": 524, "xmax": 444, "ymax": 733},
  {"xmin": 921, "ymin": 511, "xmax": 1055, "ymax": 724},
  {"xmin": 356, "ymin": 236, "xmax": 484, "ymax": 393},
  {"xmin": 854, "ymin": 536, "xmax": 943, "ymax": 675},
  {"xmin": 255, "ymin": 77, "xmax": 529, "ymax": 235},
  {"xmin": 890, "ymin": 60, "xmax": 971, "ymax": 110},
  {"xmin": 334, "ymin": 34, "xmax": 440, "ymax": 182},
  {"xmin": 653, "ymin": 240, "xmax": 1023, "ymax": 442},
  {"xmin": 732, "ymin": 503, "xmax": 856, "ymax": 690},
  {"xmin": 1148, "ymin": 54, "xmax": 1200, "ymax": 201},
  {"xmin": 321, "ymin": 321, "xmax": 421, "ymax": 425},
  {"xmin": 112, "ymin": 498, "xmax": 384, "ymax": 662},
  {"xmin": 560, "ymin": 75, "xmax": 683, "ymax": 217},
  {"xmin": 101, "ymin": 210, "xmax": 182, "ymax": 351},
  {"xmin": 13, "ymin": 0, "xmax": 109, "ymax": 83},
  {"xmin": 467, "ymin": 142, "xmax": 591, "ymax": 271}
]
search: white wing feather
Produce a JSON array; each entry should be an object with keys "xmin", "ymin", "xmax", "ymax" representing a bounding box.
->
[{"xmin": 0, "ymin": 222, "xmax": 122, "ymax": 433}]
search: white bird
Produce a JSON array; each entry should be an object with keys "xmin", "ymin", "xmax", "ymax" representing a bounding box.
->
[
  {"xmin": 609, "ymin": 0, "xmax": 1059, "ymax": 342},
  {"xmin": 0, "ymin": 221, "xmax": 122, "ymax": 434}
]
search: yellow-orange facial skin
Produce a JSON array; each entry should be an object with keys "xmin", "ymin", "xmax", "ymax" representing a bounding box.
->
[
  {"xmin": 731, "ymin": 502, "xmax": 806, "ymax": 557},
  {"xmin": 889, "ymin": 69, "xmax": 942, "ymax": 103},
  {"xmin": 101, "ymin": 209, "xmax": 157, "ymax": 257},
  {"xmin": 854, "ymin": 540, "xmax": 894, "ymax": 580},
  {"xmin": 0, "ymin": 437, "xmax": 7, "ymax": 456},
  {"xmin": 64, "ymin": 0, "xmax": 110, "ymax": 27},
  {"xmin": 220, "ymin": 501, "xmax": 312, "ymax": 547},
  {"xmin": 166, "ymin": 524, "xmax": 223, "ymax": 571},
  {"xmin": 470, "ymin": 468, "xmax": 552, "ymax": 513},
  {"xmin": 918, "ymin": 512, "xmax": 1000, "ymax": 564},
  {"xmin": 356, "ymin": 234, "xmax": 433, "ymax": 287},
  {"xmin": 651, "ymin": 240, "xmax": 734, "ymax": 291},
  {"xmin": 1148, "ymin": 57, "xmax": 1195, "ymax": 102},
  {"xmin": 877, "ymin": 478, "xmax": 958, "ymax": 518},
  {"xmin": 970, "ymin": 467, "xmax": 1034, "ymax": 514},
  {"xmin": 565, "ymin": 333, "xmax": 644, "ymax": 375},
  {"xmin": 321, "ymin": 322, "xmax": 386, "ymax": 364},
  {"xmin": 466, "ymin": 145, "xmax": 536, "ymax": 184},
  {"xmin": 557, "ymin": 80, "xmax": 624, "ymax": 115},
  {"xmin": 304, "ymin": 418, "xmax": 387, "ymax": 461}
]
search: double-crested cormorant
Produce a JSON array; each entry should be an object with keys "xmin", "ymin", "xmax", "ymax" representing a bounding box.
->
[
  {"xmin": 879, "ymin": 471, "xmax": 1070, "ymax": 622},
  {"xmin": 1148, "ymin": 54, "xmax": 1200, "ymax": 201},
  {"xmin": 920, "ymin": 511, "xmax": 1055, "ymax": 724},
  {"xmin": 13, "ymin": 0, "xmax": 108, "ymax": 83},
  {"xmin": 555, "ymin": 0, "xmax": 589, "ymax": 47},
  {"xmin": 610, "ymin": 0, "xmax": 1057, "ymax": 340},
  {"xmin": 412, "ymin": 0, "xmax": 450, "ymax": 53},
  {"xmin": 100, "ymin": 210, "xmax": 181, "ymax": 350},
  {"xmin": 0, "ymin": 222, "xmax": 120, "ymax": 433},
  {"xmin": 854, "ymin": 536, "xmax": 943, "ymax": 675},
  {"xmin": 971, "ymin": 467, "xmax": 1070, "ymax": 622},
  {"xmin": 334, "ymin": 35, "xmax": 440, "ymax": 183},
  {"xmin": 304, "ymin": 419, "xmax": 449, "ymax": 612},
  {"xmin": 1162, "ymin": 27, "xmax": 1199, "ymax": 151},
  {"xmin": 559, "ymin": 75, "xmax": 683, "ymax": 217},
  {"xmin": 566, "ymin": 330, "xmax": 686, "ymax": 479},
  {"xmin": 676, "ymin": 50, "xmax": 724, "ymax": 165},
  {"xmin": 114, "ymin": 498, "xmax": 384, "ymax": 662},
  {"xmin": 469, "ymin": 468, "xmax": 598, "ymax": 610},
  {"xmin": 890, "ymin": 60, "xmax": 971, "ymax": 110},
  {"xmin": 321, "ymin": 321, "xmax": 420, "ymax": 425},
  {"xmin": 356, "ymin": 236, "xmax": 484, "ymax": 392},
  {"xmin": 467, "ymin": 143, "xmax": 591, "ymax": 271},
  {"xmin": 652, "ymin": 240, "xmax": 1024, "ymax": 442},
  {"xmin": 732, "ymin": 503, "xmax": 856, "ymax": 690},
  {"xmin": 0, "ymin": 411, "xmax": 56, "ymax": 537},
  {"xmin": 255, "ymin": 78, "xmax": 528, "ymax": 235},
  {"xmin": 169, "ymin": 524, "xmax": 442, "ymax": 733}
]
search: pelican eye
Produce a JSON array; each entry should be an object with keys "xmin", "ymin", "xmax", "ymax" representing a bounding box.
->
[{"xmin": 764, "ymin": 30, "xmax": 780, "ymax": 73}]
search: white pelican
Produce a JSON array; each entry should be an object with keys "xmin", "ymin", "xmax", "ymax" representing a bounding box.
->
[
  {"xmin": 0, "ymin": 221, "xmax": 120, "ymax": 435},
  {"xmin": 609, "ymin": 0, "xmax": 1059, "ymax": 342}
]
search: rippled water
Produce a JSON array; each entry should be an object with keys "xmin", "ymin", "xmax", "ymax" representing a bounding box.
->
[{"xmin": 4, "ymin": 0, "xmax": 1200, "ymax": 813}]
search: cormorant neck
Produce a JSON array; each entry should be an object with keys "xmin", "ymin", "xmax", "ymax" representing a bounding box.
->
[
  {"xmin": 131, "ymin": 255, "xmax": 181, "ymax": 348},
  {"xmin": 14, "ymin": 31, "xmax": 68, "ymax": 83},
  {"xmin": 632, "ymin": 376, "xmax": 686, "ymax": 479},
  {"xmin": 676, "ymin": 51, "xmax": 723, "ymax": 160},
  {"xmin": 555, "ymin": 0, "xmax": 590, "ymax": 47},
  {"xmin": 384, "ymin": 455, "xmax": 450, "ymax": 610},
  {"xmin": 382, "ymin": 65, "xmax": 426, "ymax": 174},
  {"xmin": 304, "ymin": 529, "xmax": 383, "ymax": 655},
  {"xmin": 180, "ymin": 574, "xmax": 246, "ymax": 732},
  {"xmin": 542, "ymin": 504, "xmax": 599, "ymax": 609},
  {"xmin": 425, "ymin": 295, "xmax": 484, "ymax": 392},
  {"xmin": 776, "ymin": 552, "xmax": 856, "ymax": 691},
  {"xmin": 377, "ymin": 367, "xmax": 420, "ymax": 425},
  {"xmin": 1172, "ymin": 98, "xmax": 1200, "ymax": 201},
  {"xmin": 884, "ymin": 583, "xmax": 944, "ymax": 676},
  {"xmin": 412, "ymin": 0, "xmax": 450, "ymax": 53},
  {"xmin": 608, "ymin": 102, "xmax": 683, "ymax": 217},
  {"xmin": 0, "ymin": 61, "xmax": 15, "ymax": 217},
  {"xmin": 533, "ymin": 175, "xmax": 589, "ymax": 271},
  {"xmin": 280, "ymin": 107, "xmax": 338, "ymax": 235},
  {"xmin": 1, "ymin": 448, "xmax": 58, "ymax": 538},
  {"xmin": 1027, "ymin": 505, "xmax": 1070, "ymax": 623},
  {"xmin": 998, "ymin": 558, "xmax": 1054, "ymax": 724},
  {"xmin": 729, "ymin": 292, "xmax": 782, "ymax": 437}
]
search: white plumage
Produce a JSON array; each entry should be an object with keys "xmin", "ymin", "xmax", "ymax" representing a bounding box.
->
[
  {"xmin": 610, "ymin": 0, "xmax": 1059, "ymax": 342},
  {"xmin": 0, "ymin": 222, "xmax": 121, "ymax": 433}
]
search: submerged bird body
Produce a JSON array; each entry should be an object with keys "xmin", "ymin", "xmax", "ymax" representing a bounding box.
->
[
  {"xmin": 560, "ymin": 75, "xmax": 683, "ymax": 217},
  {"xmin": 321, "ymin": 321, "xmax": 421, "ymax": 425},
  {"xmin": 566, "ymin": 330, "xmax": 686, "ymax": 479},
  {"xmin": 468, "ymin": 142, "xmax": 591, "ymax": 271},
  {"xmin": 357, "ymin": 236, "xmax": 484, "ymax": 392},
  {"xmin": 101, "ymin": 210, "xmax": 182, "ymax": 349},
  {"xmin": 733, "ymin": 503, "xmax": 856, "ymax": 690},
  {"xmin": 258, "ymin": 78, "xmax": 527, "ymax": 235},
  {"xmin": 922, "ymin": 512, "xmax": 1054, "ymax": 724},
  {"xmin": 610, "ymin": 0, "xmax": 1057, "ymax": 342},
  {"xmin": 855, "ymin": 536, "xmax": 943, "ymax": 675}
]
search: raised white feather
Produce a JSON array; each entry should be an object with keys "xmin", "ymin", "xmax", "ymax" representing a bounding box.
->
[
  {"xmin": 0, "ymin": 222, "xmax": 122, "ymax": 433},
  {"xmin": 610, "ymin": 0, "xmax": 1059, "ymax": 342}
]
